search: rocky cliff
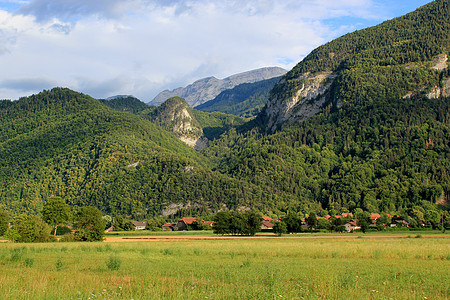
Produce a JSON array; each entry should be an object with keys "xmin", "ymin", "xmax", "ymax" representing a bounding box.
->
[{"xmin": 262, "ymin": 0, "xmax": 449, "ymax": 132}]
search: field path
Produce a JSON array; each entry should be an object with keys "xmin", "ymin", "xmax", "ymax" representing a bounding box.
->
[{"xmin": 104, "ymin": 234, "xmax": 450, "ymax": 242}]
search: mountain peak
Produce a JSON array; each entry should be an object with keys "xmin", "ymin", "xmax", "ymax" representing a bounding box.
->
[{"xmin": 150, "ymin": 67, "xmax": 287, "ymax": 107}]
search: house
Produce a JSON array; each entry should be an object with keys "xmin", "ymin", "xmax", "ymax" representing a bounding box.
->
[
  {"xmin": 262, "ymin": 216, "xmax": 274, "ymax": 222},
  {"xmin": 342, "ymin": 213, "xmax": 353, "ymax": 218},
  {"xmin": 202, "ymin": 221, "xmax": 214, "ymax": 227},
  {"xmin": 344, "ymin": 220, "xmax": 361, "ymax": 232},
  {"xmin": 176, "ymin": 217, "xmax": 197, "ymax": 231},
  {"xmin": 104, "ymin": 226, "xmax": 114, "ymax": 233},
  {"xmin": 132, "ymin": 221, "xmax": 147, "ymax": 230},
  {"xmin": 370, "ymin": 213, "xmax": 381, "ymax": 221},
  {"xmin": 260, "ymin": 220, "xmax": 274, "ymax": 230},
  {"xmin": 162, "ymin": 223, "xmax": 177, "ymax": 231},
  {"xmin": 390, "ymin": 220, "xmax": 410, "ymax": 228}
]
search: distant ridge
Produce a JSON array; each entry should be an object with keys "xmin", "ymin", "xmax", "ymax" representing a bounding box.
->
[
  {"xmin": 195, "ymin": 76, "xmax": 282, "ymax": 118},
  {"xmin": 100, "ymin": 95, "xmax": 149, "ymax": 114},
  {"xmin": 150, "ymin": 67, "xmax": 287, "ymax": 107}
]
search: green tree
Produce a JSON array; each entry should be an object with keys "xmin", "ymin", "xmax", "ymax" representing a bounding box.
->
[
  {"xmin": 10, "ymin": 214, "xmax": 51, "ymax": 243},
  {"xmin": 0, "ymin": 210, "xmax": 8, "ymax": 236},
  {"xmin": 316, "ymin": 218, "xmax": 330, "ymax": 230},
  {"xmin": 273, "ymin": 221, "xmax": 287, "ymax": 236},
  {"xmin": 242, "ymin": 211, "xmax": 262, "ymax": 236},
  {"xmin": 189, "ymin": 219, "xmax": 206, "ymax": 231},
  {"xmin": 42, "ymin": 196, "xmax": 72, "ymax": 236},
  {"xmin": 306, "ymin": 213, "xmax": 318, "ymax": 232},
  {"xmin": 113, "ymin": 215, "xmax": 134, "ymax": 231},
  {"xmin": 213, "ymin": 212, "xmax": 232, "ymax": 235},
  {"xmin": 73, "ymin": 207, "xmax": 105, "ymax": 242},
  {"xmin": 282, "ymin": 213, "xmax": 302, "ymax": 233},
  {"xmin": 356, "ymin": 211, "xmax": 371, "ymax": 233}
]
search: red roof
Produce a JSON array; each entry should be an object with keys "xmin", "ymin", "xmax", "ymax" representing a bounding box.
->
[
  {"xmin": 370, "ymin": 213, "xmax": 381, "ymax": 220},
  {"xmin": 162, "ymin": 223, "xmax": 176, "ymax": 227},
  {"xmin": 202, "ymin": 221, "xmax": 214, "ymax": 226},
  {"xmin": 347, "ymin": 220, "xmax": 358, "ymax": 226},
  {"xmin": 179, "ymin": 217, "xmax": 197, "ymax": 225},
  {"xmin": 342, "ymin": 213, "xmax": 353, "ymax": 218},
  {"xmin": 262, "ymin": 216, "xmax": 274, "ymax": 222},
  {"xmin": 261, "ymin": 220, "xmax": 274, "ymax": 228}
]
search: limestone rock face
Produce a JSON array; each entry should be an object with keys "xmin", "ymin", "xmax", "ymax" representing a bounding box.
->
[
  {"xmin": 403, "ymin": 54, "xmax": 449, "ymax": 100},
  {"xmin": 264, "ymin": 72, "xmax": 336, "ymax": 132},
  {"xmin": 149, "ymin": 97, "xmax": 208, "ymax": 150},
  {"xmin": 151, "ymin": 67, "xmax": 287, "ymax": 107}
]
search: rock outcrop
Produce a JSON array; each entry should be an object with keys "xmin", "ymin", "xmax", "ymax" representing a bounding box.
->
[
  {"xmin": 264, "ymin": 72, "xmax": 336, "ymax": 132},
  {"xmin": 148, "ymin": 97, "xmax": 207, "ymax": 150}
]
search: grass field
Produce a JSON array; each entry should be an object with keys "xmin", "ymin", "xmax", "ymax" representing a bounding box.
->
[{"xmin": 0, "ymin": 235, "xmax": 449, "ymax": 299}]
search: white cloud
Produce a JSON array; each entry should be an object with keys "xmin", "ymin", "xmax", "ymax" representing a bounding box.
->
[{"xmin": 0, "ymin": 0, "xmax": 429, "ymax": 102}]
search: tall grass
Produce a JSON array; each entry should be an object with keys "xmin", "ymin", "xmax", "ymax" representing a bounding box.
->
[{"xmin": 0, "ymin": 237, "xmax": 448, "ymax": 299}]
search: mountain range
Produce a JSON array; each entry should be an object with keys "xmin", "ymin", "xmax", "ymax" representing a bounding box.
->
[
  {"xmin": 150, "ymin": 67, "xmax": 287, "ymax": 107},
  {"xmin": 195, "ymin": 76, "xmax": 282, "ymax": 118},
  {"xmin": 0, "ymin": 0, "xmax": 448, "ymax": 219}
]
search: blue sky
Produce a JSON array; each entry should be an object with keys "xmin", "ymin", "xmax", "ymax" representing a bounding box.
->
[{"xmin": 0, "ymin": 0, "xmax": 433, "ymax": 102}]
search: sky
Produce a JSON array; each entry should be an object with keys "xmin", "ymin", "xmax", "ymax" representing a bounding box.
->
[{"xmin": 0, "ymin": 0, "xmax": 433, "ymax": 102}]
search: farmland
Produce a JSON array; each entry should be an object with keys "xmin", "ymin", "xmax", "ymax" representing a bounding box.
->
[{"xmin": 0, "ymin": 234, "xmax": 449, "ymax": 299}]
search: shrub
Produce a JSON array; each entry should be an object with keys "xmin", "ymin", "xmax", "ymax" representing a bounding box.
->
[
  {"xmin": 55, "ymin": 225, "xmax": 72, "ymax": 236},
  {"xmin": 55, "ymin": 258, "xmax": 63, "ymax": 271},
  {"xmin": 59, "ymin": 233, "xmax": 76, "ymax": 242},
  {"xmin": 10, "ymin": 214, "xmax": 51, "ymax": 243},
  {"xmin": 5, "ymin": 228, "xmax": 21, "ymax": 242},
  {"xmin": 161, "ymin": 248, "xmax": 174, "ymax": 255},
  {"xmin": 23, "ymin": 257, "xmax": 34, "ymax": 267},
  {"xmin": 10, "ymin": 248, "xmax": 25, "ymax": 262},
  {"xmin": 106, "ymin": 255, "xmax": 121, "ymax": 271}
]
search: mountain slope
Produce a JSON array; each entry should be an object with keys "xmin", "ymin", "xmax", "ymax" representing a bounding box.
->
[
  {"xmin": 100, "ymin": 95, "xmax": 149, "ymax": 114},
  {"xmin": 202, "ymin": 0, "xmax": 450, "ymax": 215},
  {"xmin": 261, "ymin": 0, "xmax": 449, "ymax": 132},
  {"xmin": 151, "ymin": 67, "xmax": 287, "ymax": 107},
  {"xmin": 195, "ymin": 76, "xmax": 282, "ymax": 117},
  {"xmin": 1, "ymin": 1, "xmax": 449, "ymax": 219},
  {"xmin": 0, "ymin": 88, "xmax": 269, "ymax": 217}
]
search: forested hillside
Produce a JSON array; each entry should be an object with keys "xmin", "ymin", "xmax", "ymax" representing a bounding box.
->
[
  {"xmin": 0, "ymin": 89, "xmax": 270, "ymax": 218},
  {"xmin": 262, "ymin": 0, "xmax": 449, "ymax": 131},
  {"xmin": 100, "ymin": 96, "xmax": 149, "ymax": 114},
  {"xmin": 204, "ymin": 95, "xmax": 449, "ymax": 214},
  {"xmin": 202, "ymin": 0, "xmax": 450, "ymax": 216},
  {"xmin": 0, "ymin": 1, "xmax": 449, "ymax": 220}
]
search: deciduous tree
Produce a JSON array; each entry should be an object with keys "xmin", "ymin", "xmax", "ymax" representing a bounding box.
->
[
  {"xmin": 73, "ymin": 207, "xmax": 105, "ymax": 242},
  {"xmin": 10, "ymin": 214, "xmax": 51, "ymax": 243},
  {"xmin": 42, "ymin": 196, "xmax": 72, "ymax": 236}
]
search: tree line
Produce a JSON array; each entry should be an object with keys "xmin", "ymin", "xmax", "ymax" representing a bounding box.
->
[{"xmin": 0, "ymin": 197, "xmax": 104, "ymax": 242}]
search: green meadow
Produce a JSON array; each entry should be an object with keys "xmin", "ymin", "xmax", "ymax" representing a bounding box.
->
[{"xmin": 0, "ymin": 236, "xmax": 449, "ymax": 299}]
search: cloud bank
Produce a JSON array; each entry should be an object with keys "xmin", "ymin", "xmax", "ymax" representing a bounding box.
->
[{"xmin": 0, "ymin": 0, "xmax": 432, "ymax": 101}]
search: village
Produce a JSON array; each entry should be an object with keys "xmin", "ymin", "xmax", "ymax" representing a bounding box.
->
[{"xmin": 116, "ymin": 212, "xmax": 418, "ymax": 234}]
